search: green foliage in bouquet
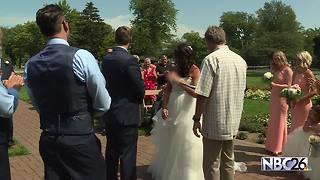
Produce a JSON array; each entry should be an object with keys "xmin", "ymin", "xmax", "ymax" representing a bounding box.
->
[
  {"xmin": 312, "ymin": 95, "xmax": 320, "ymax": 106},
  {"xmin": 280, "ymin": 87, "xmax": 304, "ymax": 101}
]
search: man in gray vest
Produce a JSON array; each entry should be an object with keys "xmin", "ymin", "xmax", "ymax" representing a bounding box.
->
[{"xmin": 25, "ymin": 4, "xmax": 111, "ymax": 180}]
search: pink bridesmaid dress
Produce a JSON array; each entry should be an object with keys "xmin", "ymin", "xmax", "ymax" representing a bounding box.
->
[
  {"xmin": 265, "ymin": 68, "xmax": 289, "ymax": 154},
  {"xmin": 290, "ymin": 73, "xmax": 312, "ymax": 131}
]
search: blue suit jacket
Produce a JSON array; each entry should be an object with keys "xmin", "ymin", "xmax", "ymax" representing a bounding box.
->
[{"xmin": 101, "ymin": 47, "xmax": 145, "ymax": 126}]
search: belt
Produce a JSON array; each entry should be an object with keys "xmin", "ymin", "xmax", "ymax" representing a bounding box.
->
[{"xmin": 40, "ymin": 111, "xmax": 94, "ymax": 135}]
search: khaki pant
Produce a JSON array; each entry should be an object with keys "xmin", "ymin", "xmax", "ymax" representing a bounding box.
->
[{"xmin": 202, "ymin": 138, "xmax": 234, "ymax": 180}]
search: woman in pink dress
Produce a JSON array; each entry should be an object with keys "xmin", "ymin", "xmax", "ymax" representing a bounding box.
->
[
  {"xmin": 291, "ymin": 51, "xmax": 317, "ymax": 131},
  {"xmin": 265, "ymin": 51, "xmax": 293, "ymax": 156},
  {"xmin": 142, "ymin": 58, "xmax": 158, "ymax": 104}
]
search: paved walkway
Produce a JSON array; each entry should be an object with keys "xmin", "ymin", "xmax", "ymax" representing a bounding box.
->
[{"xmin": 10, "ymin": 101, "xmax": 302, "ymax": 180}]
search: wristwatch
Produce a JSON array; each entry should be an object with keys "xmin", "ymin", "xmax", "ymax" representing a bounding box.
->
[{"xmin": 192, "ymin": 115, "xmax": 200, "ymax": 122}]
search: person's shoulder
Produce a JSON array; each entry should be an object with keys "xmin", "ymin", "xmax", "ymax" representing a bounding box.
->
[
  {"xmin": 190, "ymin": 64, "xmax": 200, "ymax": 76},
  {"xmin": 27, "ymin": 50, "xmax": 43, "ymax": 64},
  {"xmin": 204, "ymin": 52, "xmax": 216, "ymax": 62},
  {"xmin": 191, "ymin": 64, "xmax": 200, "ymax": 71},
  {"xmin": 75, "ymin": 49, "xmax": 94, "ymax": 57},
  {"xmin": 284, "ymin": 66, "xmax": 293, "ymax": 74},
  {"xmin": 304, "ymin": 68, "xmax": 314, "ymax": 78}
]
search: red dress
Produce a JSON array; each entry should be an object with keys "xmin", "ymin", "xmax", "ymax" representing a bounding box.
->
[{"xmin": 143, "ymin": 67, "xmax": 157, "ymax": 101}]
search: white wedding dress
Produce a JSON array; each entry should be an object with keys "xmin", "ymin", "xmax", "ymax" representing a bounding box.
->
[
  {"xmin": 148, "ymin": 77, "xmax": 205, "ymax": 180},
  {"xmin": 283, "ymin": 127, "xmax": 320, "ymax": 180}
]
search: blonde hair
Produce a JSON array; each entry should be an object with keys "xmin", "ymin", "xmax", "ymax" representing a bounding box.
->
[
  {"xmin": 272, "ymin": 51, "xmax": 289, "ymax": 69},
  {"xmin": 296, "ymin": 51, "xmax": 312, "ymax": 70}
]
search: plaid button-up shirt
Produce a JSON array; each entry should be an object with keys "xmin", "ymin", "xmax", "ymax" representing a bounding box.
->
[{"xmin": 195, "ymin": 45, "xmax": 247, "ymax": 140}]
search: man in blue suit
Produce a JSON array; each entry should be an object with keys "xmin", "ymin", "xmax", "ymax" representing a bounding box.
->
[{"xmin": 102, "ymin": 26, "xmax": 145, "ymax": 180}]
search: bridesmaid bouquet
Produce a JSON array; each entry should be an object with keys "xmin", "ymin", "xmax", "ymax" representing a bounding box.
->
[
  {"xmin": 263, "ymin": 72, "xmax": 273, "ymax": 81},
  {"xmin": 280, "ymin": 84, "xmax": 303, "ymax": 102},
  {"xmin": 309, "ymin": 135, "xmax": 320, "ymax": 157}
]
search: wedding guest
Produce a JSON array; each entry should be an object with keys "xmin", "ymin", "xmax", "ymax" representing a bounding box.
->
[
  {"xmin": 265, "ymin": 51, "xmax": 293, "ymax": 156},
  {"xmin": 102, "ymin": 26, "xmax": 145, "ymax": 180},
  {"xmin": 142, "ymin": 58, "xmax": 157, "ymax": 104},
  {"xmin": 0, "ymin": 73, "xmax": 24, "ymax": 180},
  {"xmin": 193, "ymin": 26, "xmax": 247, "ymax": 180},
  {"xmin": 156, "ymin": 55, "xmax": 171, "ymax": 88},
  {"xmin": 291, "ymin": 51, "xmax": 317, "ymax": 131},
  {"xmin": 25, "ymin": 5, "xmax": 111, "ymax": 179}
]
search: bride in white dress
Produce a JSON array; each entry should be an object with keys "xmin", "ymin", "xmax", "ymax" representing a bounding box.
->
[
  {"xmin": 283, "ymin": 105, "xmax": 320, "ymax": 180},
  {"xmin": 148, "ymin": 43, "xmax": 204, "ymax": 180}
]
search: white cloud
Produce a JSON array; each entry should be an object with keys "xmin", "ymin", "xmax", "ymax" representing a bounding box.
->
[
  {"xmin": 104, "ymin": 14, "xmax": 132, "ymax": 29},
  {"xmin": 0, "ymin": 16, "xmax": 34, "ymax": 27}
]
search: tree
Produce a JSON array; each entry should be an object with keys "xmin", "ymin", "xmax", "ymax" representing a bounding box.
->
[
  {"xmin": 74, "ymin": 2, "xmax": 113, "ymax": 60},
  {"xmin": 181, "ymin": 31, "xmax": 207, "ymax": 65},
  {"xmin": 2, "ymin": 22, "xmax": 45, "ymax": 67},
  {"xmin": 253, "ymin": 1, "xmax": 304, "ymax": 65},
  {"xmin": 303, "ymin": 28, "xmax": 320, "ymax": 66},
  {"xmin": 220, "ymin": 12, "xmax": 257, "ymax": 57},
  {"xmin": 56, "ymin": 0, "xmax": 81, "ymax": 46},
  {"xmin": 314, "ymin": 36, "xmax": 320, "ymax": 66},
  {"xmin": 130, "ymin": 0, "xmax": 177, "ymax": 57}
]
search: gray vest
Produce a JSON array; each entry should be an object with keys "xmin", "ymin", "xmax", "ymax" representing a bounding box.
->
[{"xmin": 27, "ymin": 44, "xmax": 93, "ymax": 135}]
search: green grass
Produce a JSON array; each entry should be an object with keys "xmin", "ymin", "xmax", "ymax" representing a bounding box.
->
[
  {"xmin": 240, "ymin": 99, "xmax": 269, "ymax": 133},
  {"xmin": 246, "ymin": 69, "xmax": 269, "ymax": 89},
  {"xmin": 8, "ymin": 139, "xmax": 30, "ymax": 157},
  {"xmin": 19, "ymin": 86, "xmax": 31, "ymax": 103},
  {"xmin": 242, "ymin": 99, "xmax": 269, "ymax": 118}
]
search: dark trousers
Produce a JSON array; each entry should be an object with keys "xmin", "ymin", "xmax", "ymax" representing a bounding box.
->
[
  {"xmin": 0, "ymin": 143, "xmax": 10, "ymax": 180},
  {"xmin": 7, "ymin": 117, "xmax": 13, "ymax": 143},
  {"xmin": 105, "ymin": 125, "xmax": 138, "ymax": 180},
  {"xmin": 39, "ymin": 133, "xmax": 106, "ymax": 180}
]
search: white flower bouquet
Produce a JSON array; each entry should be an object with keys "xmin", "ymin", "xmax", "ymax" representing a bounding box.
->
[
  {"xmin": 309, "ymin": 134, "xmax": 320, "ymax": 157},
  {"xmin": 263, "ymin": 72, "xmax": 274, "ymax": 81},
  {"xmin": 280, "ymin": 84, "xmax": 303, "ymax": 102}
]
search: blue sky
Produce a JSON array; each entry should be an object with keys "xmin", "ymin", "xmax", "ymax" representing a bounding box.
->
[{"xmin": 1, "ymin": 0, "xmax": 320, "ymax": 37}]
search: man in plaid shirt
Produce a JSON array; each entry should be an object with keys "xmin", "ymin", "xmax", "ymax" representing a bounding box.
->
[{"xmin": 192, "ymin": 26, "xmax": 247, "ymax": 180}]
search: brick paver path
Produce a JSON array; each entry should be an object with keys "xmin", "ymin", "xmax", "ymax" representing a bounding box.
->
[{"xmin": 10, "ymin": 101, "xmax": 303, "ymax": 180}]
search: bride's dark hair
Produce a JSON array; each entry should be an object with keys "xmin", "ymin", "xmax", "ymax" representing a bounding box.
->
[{"xmin": 174, "ymin": 43, "xmax": 195, "ymax": 77}]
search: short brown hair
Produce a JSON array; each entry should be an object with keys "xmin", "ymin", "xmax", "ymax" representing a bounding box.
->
[
  {"xmin": 115, "ymin": 26, "xmax": 132, "ymax": 45},
  {"xmin": 205, "ymin": 26, "xmax": 226, "ymax": 45},
  {"xmin": 36, "ymin": 4, "xmax": 64, "ymax": 36}
]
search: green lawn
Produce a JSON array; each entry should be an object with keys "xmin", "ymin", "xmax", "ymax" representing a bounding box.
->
[
  {"xmin": 246, "ymin": 69, "xmax": 269, "ymax": 89},
  {"xmin": 240, "ymin": 99, "xmax": 269, "ymax": 133},
  {"xmin": 242, "ymin": 99, "xmax": 269, "ymax": 118},
  {"xmin": 8, "ymin": 139, "xmax": 30, "ymax": 157}
]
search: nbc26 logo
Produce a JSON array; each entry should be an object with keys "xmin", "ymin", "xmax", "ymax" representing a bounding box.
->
[{"xmin": 261, "ymin": 157, "xmax": 309, "ymax": 171}]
